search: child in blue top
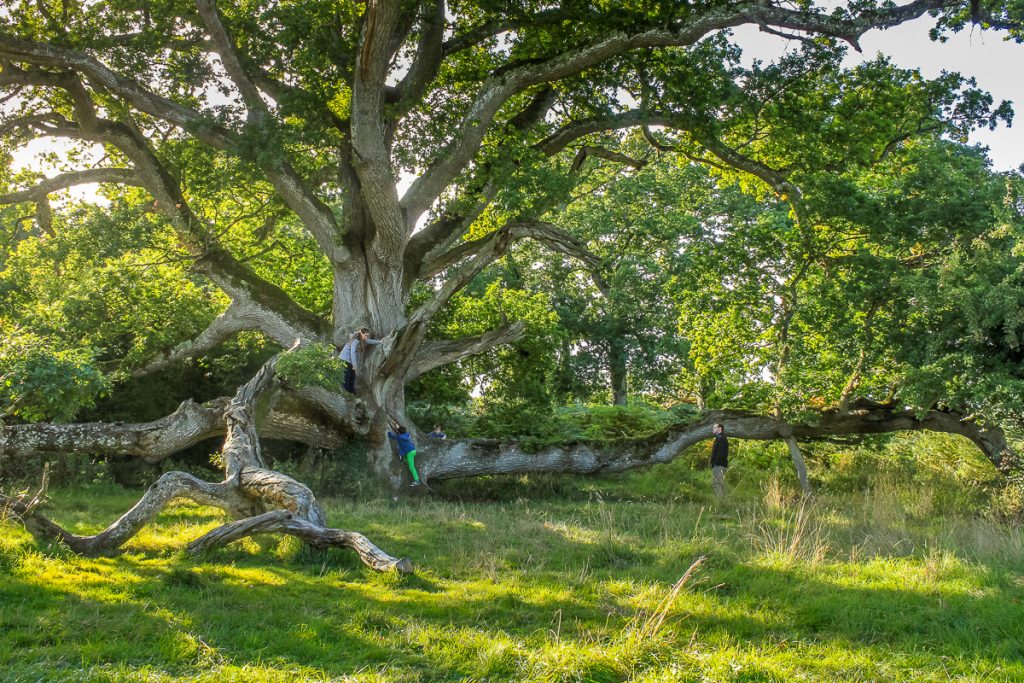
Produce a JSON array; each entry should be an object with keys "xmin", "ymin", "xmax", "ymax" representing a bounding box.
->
[{"xmin": 387, "ymin": 421, "xmax": 421, "ymax": 487}]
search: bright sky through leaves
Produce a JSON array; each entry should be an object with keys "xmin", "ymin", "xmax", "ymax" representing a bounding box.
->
[{"xmin": 734, "ymin": 17, "xmax": 1021, "ymax": 171}]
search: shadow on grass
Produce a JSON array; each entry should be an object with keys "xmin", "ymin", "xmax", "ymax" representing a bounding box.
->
[
  {"xmin": 4, "ymin": 486, "xmax": 1023, "ymax": 682},
  {"xmin": 685, "ymin": 560, "xmax": 1024, "ymax": 676}
]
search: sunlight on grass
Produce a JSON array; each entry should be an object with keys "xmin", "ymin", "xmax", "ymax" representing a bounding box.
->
[{"xmin": 2, "ymin": 473, "xmax": 1023, "ymax": 682}]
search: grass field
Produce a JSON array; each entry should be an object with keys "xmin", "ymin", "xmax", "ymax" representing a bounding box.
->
[{"xmin": 2, "ymin": 442, "xmax": 1023, "ymax": 682}]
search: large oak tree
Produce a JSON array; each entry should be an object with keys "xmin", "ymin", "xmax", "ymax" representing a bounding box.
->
[{"xmin": 1, "ymin": 0, "xmax": 1021, "ymax": 566}]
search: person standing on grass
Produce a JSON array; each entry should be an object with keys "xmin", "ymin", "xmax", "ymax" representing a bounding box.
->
[
  {"xmin": 710, "ymin": 422, "xmax": 729, "ymax": 499},
  {"xmin": 388, "ymin": 421, "xmax": 421, "ymax": 487},
  {"xmin": 338, "ymin": 327, "xmax": 381, "ymax": 393}
]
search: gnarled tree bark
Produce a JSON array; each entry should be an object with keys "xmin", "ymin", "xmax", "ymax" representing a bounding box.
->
[{"xmin": 1, "ymin": 353, "xmax": 412, "ymax": 573}]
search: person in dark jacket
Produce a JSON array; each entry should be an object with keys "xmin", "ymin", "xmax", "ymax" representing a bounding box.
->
[
  {"xmin": 387, "ymin": 421, "xmax": 421, "ymax": 487},
  {"xmin": 709, "ymin": 422, "xmax": 729, "ymax": 498}
]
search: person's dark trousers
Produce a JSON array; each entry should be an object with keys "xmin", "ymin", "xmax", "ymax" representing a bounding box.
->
[{"xmin": 343, "ymin": 363, "xmax": 356, "ymax": 393}]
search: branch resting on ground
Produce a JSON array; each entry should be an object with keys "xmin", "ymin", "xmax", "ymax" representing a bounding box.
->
[
  {"xmin": 415, "ymin": 399, "xmax": 1020, "ymax": 482},
  {"xmin": 1, "ymin": 352, "xmax": 411, "ymax": 572}
]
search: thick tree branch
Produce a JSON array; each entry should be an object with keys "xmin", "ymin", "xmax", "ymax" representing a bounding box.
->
[
  {"xmin": 383, "ymin": 220, "xmax": 602, "ymax": 384},
  {"xmin": 418, "ymin": 220, "xmax": 601, "ymax": 280},
  {"xmin": 1, "ymin": 33, "xmax": 344, "ymax": 263},
  {"xmin": 185, "ymin": 509, "xmax": 412, "ymax": 572},
  {"xmin": 570, "ymin": 145, "xmax": 648, "ymax": 174},
  {"xmin": 541, "ymin": 110, "xmax": 797, "ymax": 198},
  {"xmin": 194, "ymin": 0, "xmax": 265, "ymax": 118},
  {"xmin": 441, "ymin": 19, "xmax": 518, "ymax": 56},
  {"xmin": 0, "ymin": 35, "xmax": 235, "ymax": 149},
  {"xmin": 132, "ymin": 299, "xmax": 272, "ymax": 376},
  {"xmin": 391, "ymin": 0, "xmax": 445, "ymax": 120},
  {"xmin": 0, "ymin": 168, "xmax": 144, "ymax": 205},
  {"xmin": 350, "ymin": 0, "xmax": 407, "ymax": 260},
  {"xmin": 408, "ymin": 321, "xmax": 527, "ymax": 380},
  {"xmin": 537, "ymin": 111, "xmax": 653, "ymax": 157},
  {"xmin": 691, "ymin": 133, "xmax": 799, "ymax": 200},
  {"xmin": 0, "ymin": 103, "xmax": 326, "ymax": 341},
  {"xmin": 0, "ymin": 471, "xmax": 257, "ymax": 555},
  {"xmin": 193, "ymin": 0, "xmax": 346, "ymax": 262},
  {"xmin": 0, "ymin": 394, "xmax": 348, "ymax": 464},
  {"xmin": 403, "ymin": 86, "xmax": 557, "ymax": 274},
  {"xmin": 419, "ymin": 400, "xmax": 1020, "ymax": 481},
  {"xmin": 439, "ymin": 9, "xmax": 578, "ymax": 56}
]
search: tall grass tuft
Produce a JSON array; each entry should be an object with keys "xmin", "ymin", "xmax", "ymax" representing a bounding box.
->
[
  {"xmin": 627, "ymin": 555, "xmax": 706, "ymax": 643},
  {"xmin": 745, "ymin": 499, "xmax": 829, "ymax": 567}
]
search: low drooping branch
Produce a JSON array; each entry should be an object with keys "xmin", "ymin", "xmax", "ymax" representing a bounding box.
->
[
  {"xmin": 0, "ymin": 471, "xmax": 258, "ymax": 554},
  {"xmin": 0, "ymin": 397, "xmax": 229, "ymax": 464},
  {"xmin": 0, "ymin": 392, "xmax": 349, "ymax": 464},
  {"xmin": 2, "ymin": 352, "xmax": 411, "ymax": 572},
  {"xmin": 418, "ymin": 400, "xmax": 1020, "ymax": 481},
  {"xmin": 186, "ymin": 509, "xmax": 414, "ymax": 573}
]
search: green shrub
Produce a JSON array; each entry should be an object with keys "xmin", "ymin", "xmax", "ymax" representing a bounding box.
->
[
  {"xmin": 0, "ymin": 329, "xmax": 109, "ymax": 423},
  {"xmin": 559, "ymin": 404, "xmax": 676, "ymax": 440},
  {"xmin": 274, "ymin": 343, "xmax": 346, "ymax": 391}
]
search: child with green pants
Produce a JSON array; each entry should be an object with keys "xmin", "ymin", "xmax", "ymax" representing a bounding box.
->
[{"xmin": 387, "ymin": 423, "xmax": 421, "ymax": 487}]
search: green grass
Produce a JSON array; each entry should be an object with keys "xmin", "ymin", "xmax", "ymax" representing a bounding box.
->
[{"xmin": 2, "ymin": 454, "xmax": 1023, "ymax": 682}]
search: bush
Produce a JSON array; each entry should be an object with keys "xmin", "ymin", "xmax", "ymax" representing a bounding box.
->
[
  {"xmin": 558, "ymin": 403, "xmax": 677, "ymax": 440},
  {"xmin": 274, "ymin": 343, "xmax": 346, "ymax": 391},
  {"xmin": 0, "ymin": 329, "xmax": 109, "ymax": 423},
  {"xmin": 468, "ymin": 401, "xmax": 684, "ymax": 453}
]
